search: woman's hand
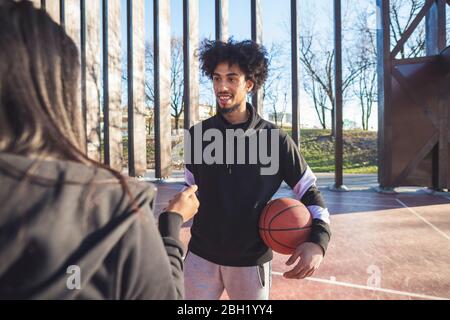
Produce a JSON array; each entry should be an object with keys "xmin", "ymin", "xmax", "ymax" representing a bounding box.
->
[{"xmin": 165, "ymin": 185, "xmax": 200, "ymax": 222}]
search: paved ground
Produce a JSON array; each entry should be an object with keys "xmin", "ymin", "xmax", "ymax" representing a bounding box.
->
[{"xmin": 141, "ymin": 171, "xmax": 450, "ymax": 300}]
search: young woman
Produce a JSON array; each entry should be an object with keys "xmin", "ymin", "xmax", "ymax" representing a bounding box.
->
[{"xmin": 0, "ymin": 0, "xmax": 198, "ymax": 299}]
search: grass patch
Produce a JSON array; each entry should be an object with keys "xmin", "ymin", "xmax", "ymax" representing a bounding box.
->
[{"xmin": 284, "ymin": 128, "xmax": 378, "ymax": 174}]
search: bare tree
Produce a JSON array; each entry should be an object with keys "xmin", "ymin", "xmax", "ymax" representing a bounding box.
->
[
  {"xmin": 263, "ymin": 42, "xmax": 289, "ymax": 128},
  {"xmin": 144, "ymin": 37, "xmax": 185, "ymax": 131},
  {"xmin": 354, "ymin": 63, "xmax": 377, "ymax": 131},
  {"xmin": 299, "ymin": 34, "xmax": 363, "ymax": 135},
  {"xmin": 308, "ymin": 69, "xmax": 330, "ymax": 129},
  {"xmin": 390, "ymin": 0, "xmax": 426, "ymax": 59},
  {"xmin": 349, "ymin": 9, "xmax": 378, "ymax": 131}
]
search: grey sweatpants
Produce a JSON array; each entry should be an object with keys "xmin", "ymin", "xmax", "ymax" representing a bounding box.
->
[{"xmin": 184, "ymin": 251, "xmax": 272, "ymax": 300}]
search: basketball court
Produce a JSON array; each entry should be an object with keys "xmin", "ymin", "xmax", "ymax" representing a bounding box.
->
[{"xmin": 147, "ymin": 172, "xmax": 450, "ymax": 300}]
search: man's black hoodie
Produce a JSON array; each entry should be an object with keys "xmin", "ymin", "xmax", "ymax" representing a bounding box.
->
[{"xmin": 185, "ymin": 104, "xmax": 331, "ymax": 267}]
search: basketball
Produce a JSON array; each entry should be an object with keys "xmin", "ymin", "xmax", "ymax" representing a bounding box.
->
[{"xmin": 259, "ymin": 198, "xmax": 312, "ymax": 255}]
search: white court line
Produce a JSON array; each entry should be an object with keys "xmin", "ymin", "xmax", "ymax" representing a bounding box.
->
[
  {"xmin": 324, "ymin": 201, "xmax": 401, "ymax": 209},
  {"xmin": 322, "ymin": 195, "xmax": 386, "ymax": 200},
  {"xmin": 271, "ymin": 272, "xmax": 449, "ymax": 300},
  {"xmin": 396, "ymin": 199, "xmax": 450, "ymax": 241}
]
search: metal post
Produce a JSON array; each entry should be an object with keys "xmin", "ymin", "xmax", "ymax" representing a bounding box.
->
[
  {"xmin": 331, "ymin": 0, "xmax": 347, "ymax": 191},
  {"xmin": 84, "ymin": 0, "xmax": 102, "ymax": 161},
  {"xmin": 426, "ymin": 0, "xmax": 447, "ymax": 189},
  {"xmin": 184, "ymin": 0, "xmax": 200, "ymax": 130},
  {"xmin": 60, "ymin": 0, "xmax": 65, "ymax": 30},
  {"xmin": 376, "ymin": 0, "xmax": 394, "ymax": 191},
  {"xmin": 80, "ymin": 0, "xmax": 87, "ymax": 153},
  {"xmin": 127, "ymin": 0, "xmax": 147, "ymax": 177},
  {"xmin": 291, "ymin": 0, "xmax": 300, "ymax": 147},
  {"xmin": 215, "ymin": 0, "xmax": 228, "ymax": 42},
  {"xmin": 103, "ymin": 0, "xmax": 123, "ymax": 171},
  {"xmin": 154, "ymin": 0, "xmax": 172, "ymax": 179},
  {"xmin": 127, "ymin": 0, "xmax": 135, "ymax": 176},
  {"xmin": 251, "ymin": 0, "xmax": 263, "ymax": 113},
  {"xmin": 102, "ymin": 0, "xmax": 109, "ymax": 165}
]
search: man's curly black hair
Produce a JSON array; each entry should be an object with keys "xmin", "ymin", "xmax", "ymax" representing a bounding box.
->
[{"xmin": 198, "ymin": 39, "xmax": 269, "ymax": 93}]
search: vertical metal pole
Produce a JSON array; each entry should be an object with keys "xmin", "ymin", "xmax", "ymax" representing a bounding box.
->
[
  {"xmin": 60, "ymin": 0, "xmax": 65, "ymax": 30},
  {"xmin": 251, "ymin": 0, "xmax": 263, "ymax": 113},
  {"xmin": 41, "ymin": 0, "xmax": 46, "ymax": 10},
  {"xmin": 127, "ymin": 0, "xmax": 135, "ymax": 176},
  {"xmin": 251, "ymin": 0, "xmax": 263, "ymax": 44},
  {"xmin": 291, "ymin": 0, "xmax": 300, "ymax": 146},
  {"xmin": 333, "ymin": 0, "xmax": 345, "ymax": 190},
  {"xmin": 215, "ymin": 0, "xmax": 222, "ymax": 41},
  {"xmin": 84, "ymin": 0, "xmax": 102, "ymax": 162},
  {"xmin": 154, "ymin": 0, "xmax": 172, "ymax": 178},
  {"xmin": 63, "ymin": 0, "xmax": 83, "ymax": 150},
  {"xmin": 103, "ymin": 0, "xmax": 123, "ymax": 171},
  {"xmin": 425, "ymin": 0, "xmax": 446, "ymax": 55},
  {"xmin": 184, "ymin": 0, "xmax": 200, "ymax": 131},
  {"xmin": 80, "ymin": 0, "xmax": 87, "ymax": 153},
  {"xmin": 426, "ymin": 0, "xmax": 447, "ymax": 189},
  {"xmin": 102, "ymin": 0, "xmax": 110, "ymax": 165},
  {"xmin": 376, "ymin": 0, "xmax": 393, "ymax": 189},
  {"xmin": 154, "ymin": 0, "xmax": 161, "ymax": 178},
  {"xmin": 128, "ymin": 0, "xmax": 147, "ymax": 176},
  {"xmin": 215, "ymin": 0, "xmax": 228, "ymax": 42},
  {"xmin": 184, "ymin": 0, "xmax": 191, "ymax": 130}
]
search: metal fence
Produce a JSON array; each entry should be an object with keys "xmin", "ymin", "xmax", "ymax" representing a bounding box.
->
[{"xmin": 29, "ymin": 0, "xmax": 449, "ymax": 190}]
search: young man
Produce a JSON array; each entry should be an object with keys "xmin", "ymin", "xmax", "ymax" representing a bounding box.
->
[{"xmin": 183, "ymin": 40, "xmax": 331, "ymax": 300}]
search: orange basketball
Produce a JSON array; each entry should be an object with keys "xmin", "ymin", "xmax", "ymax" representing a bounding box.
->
[{"xmin": 259, "ymin": 198, "xmax": 312, "ymax": 255}]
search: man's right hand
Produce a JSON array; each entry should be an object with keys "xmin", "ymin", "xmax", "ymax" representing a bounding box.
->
[{"xmin": 165, "ymin": 185, "xmax": 200, "ymax": 222}]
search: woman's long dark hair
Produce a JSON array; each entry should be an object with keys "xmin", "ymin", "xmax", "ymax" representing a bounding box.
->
[{"xmin": 0, "ymin": 1, "xmax": 139, "ymax": 211}]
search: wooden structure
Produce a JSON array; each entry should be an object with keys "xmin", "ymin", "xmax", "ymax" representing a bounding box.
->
[{"xmin": 377, "ymin": 0, "xmax": 449, "ymax": 190}]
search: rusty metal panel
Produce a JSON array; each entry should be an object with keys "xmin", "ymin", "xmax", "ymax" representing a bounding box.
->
[
  {"xmin": 390, "ymin": 58, "xmax": 444, "ymax": 187},
  {"xmin": 378, "ymin": 1, "xmax": 449, "ymax": 189},
  {"xmin": 441, "ymin": 46, "xmax": 450, "ymax": 188}
]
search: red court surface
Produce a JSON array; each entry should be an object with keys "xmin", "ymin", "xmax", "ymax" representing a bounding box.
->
[{"xmin": 147, "ymin": 173, "xmax": 450, "ymax": 300}]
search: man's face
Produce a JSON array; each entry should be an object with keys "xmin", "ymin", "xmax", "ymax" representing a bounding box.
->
[{"xmin": 212, "ymin": 62, "xmax": 254, "ymax": 112}]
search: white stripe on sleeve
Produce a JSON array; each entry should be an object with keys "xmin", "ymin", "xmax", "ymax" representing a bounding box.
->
[
  {"xmin": 292, "ymin": 166, "xmax": 317, "ymax": 200},
  {"xmin": 307, "ymin": 205, "xmax": 331, "ymax": 224}
]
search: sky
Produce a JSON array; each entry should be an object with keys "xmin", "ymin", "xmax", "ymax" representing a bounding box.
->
[{"xmin": 117, "ymin": 0, "xmax": 384, "ymax": 130}]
